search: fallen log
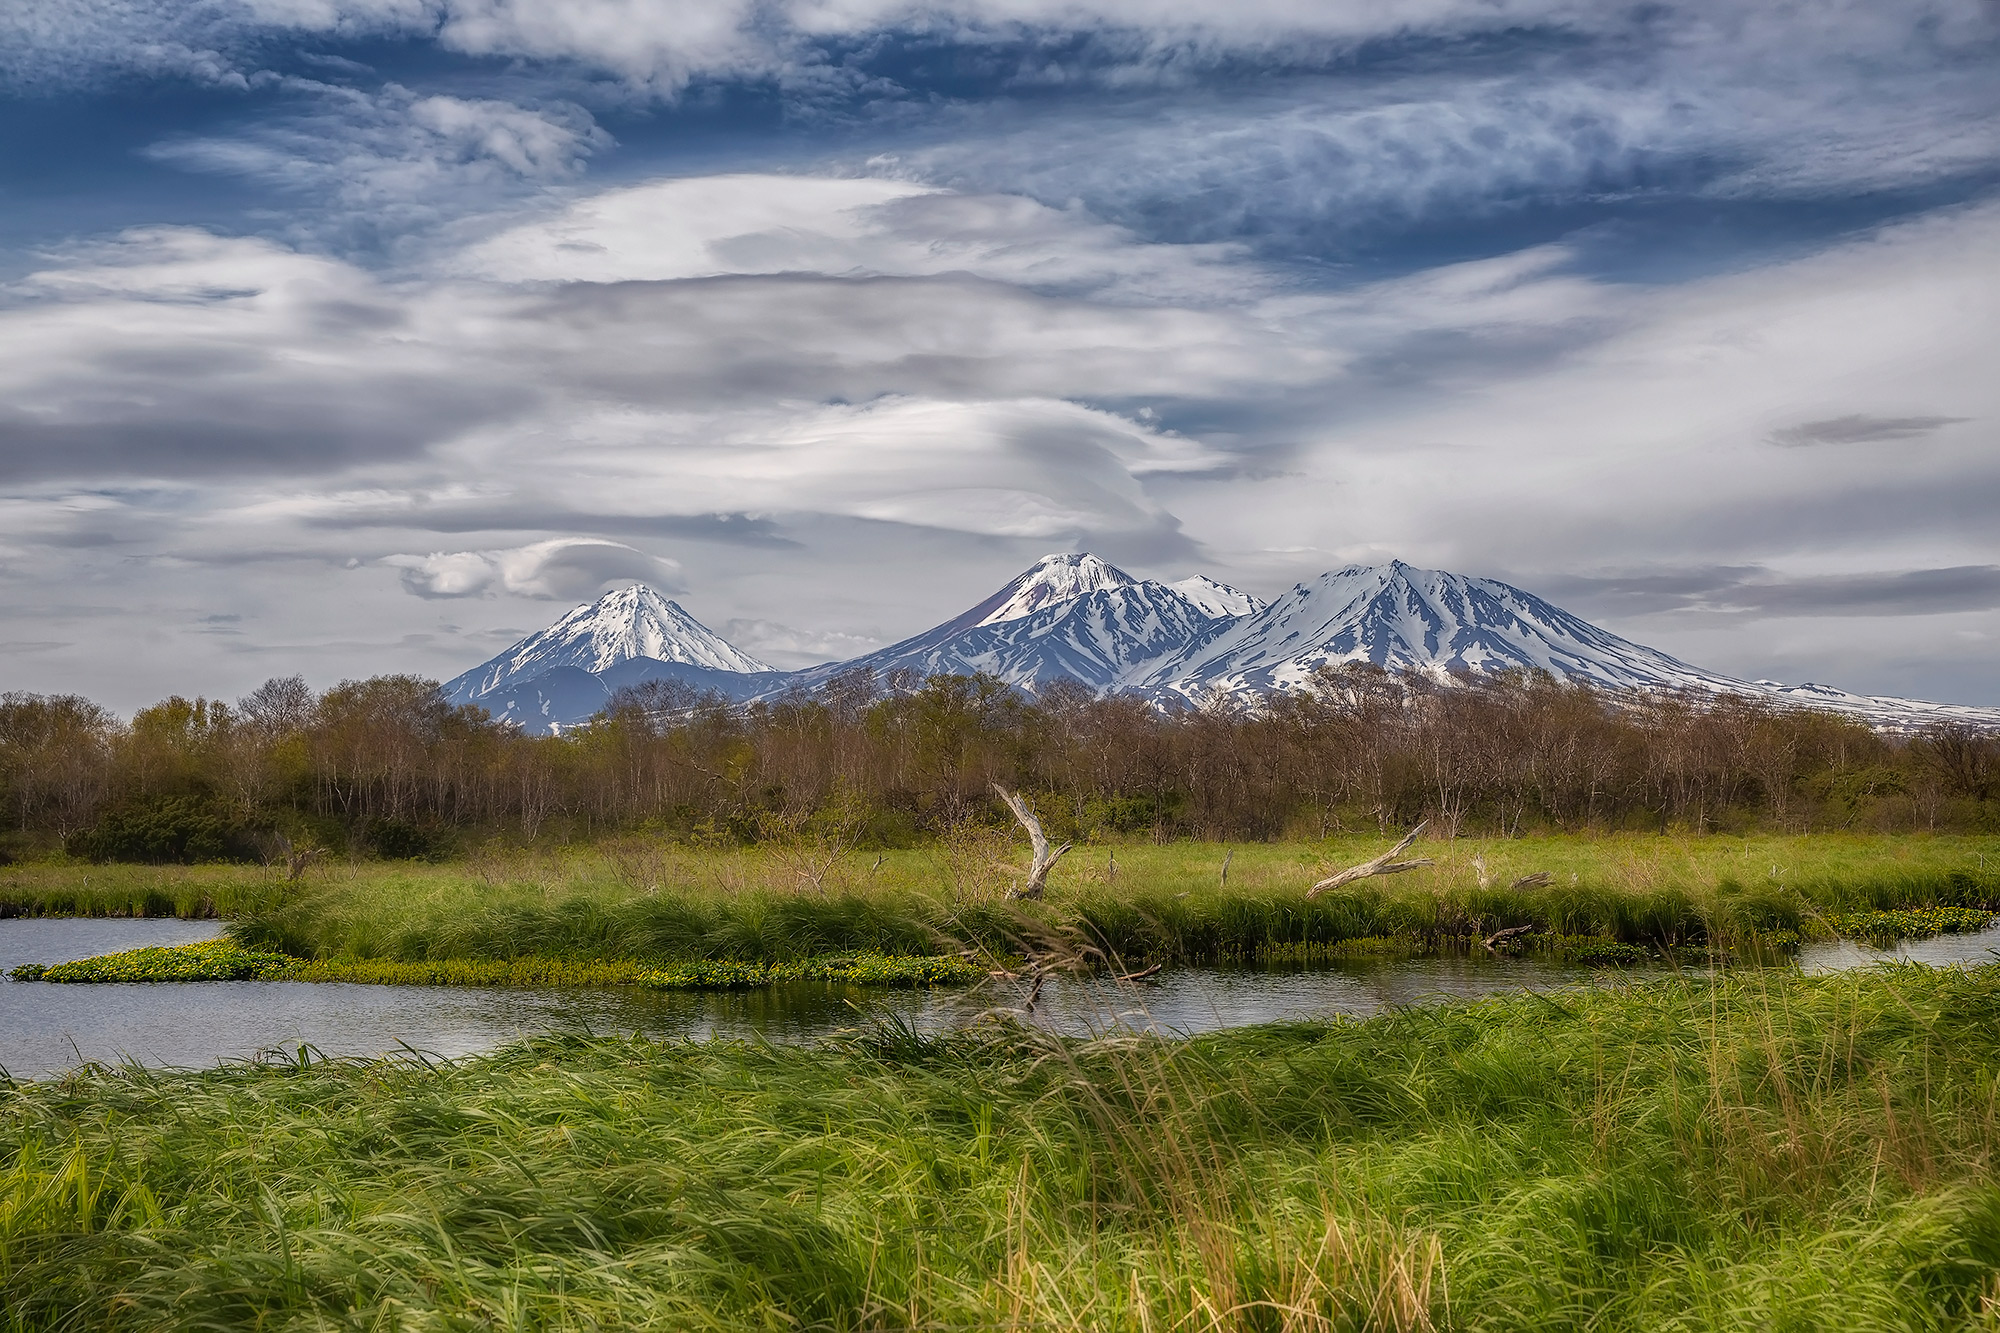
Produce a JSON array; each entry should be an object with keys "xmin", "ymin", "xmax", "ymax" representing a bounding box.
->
[
  {"xmin": 1481, "ymin": 924, "xmax": 1537, "ymax": 954},
  {"xmin": 1508, "ymin": 871, "xmax": 1553, "ymax": 891},
  {"xmin": 1307, "ymin": 822, "xmax": 1435, "ymax": 898}
]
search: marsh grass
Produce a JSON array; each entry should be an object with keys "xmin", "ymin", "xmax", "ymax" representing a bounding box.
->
[
  {"xmin": 5, "ymin": 964, "xmax": 2000, "ymax": 1329},
  {"xmin": 11, "ymin": 941, "xmax": 979, "ymax": 990},
  {"xmin": 4, "ymin": 834, "xmax": 1995, "ymax": 970}
]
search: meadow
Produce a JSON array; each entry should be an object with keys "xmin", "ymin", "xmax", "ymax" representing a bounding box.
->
[
  {"xmin": 3, "ymin": 832, "xmax": 1997, "ymax": 972},
  {"xmin": 5, "ymin": 962, "xmax": 2000, "ymax": 1330}
]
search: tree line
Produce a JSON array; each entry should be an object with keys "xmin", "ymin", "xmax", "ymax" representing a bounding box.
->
[{"xmin": 1, "ymin": 666, "xmax": 1994, "ymax": 862}]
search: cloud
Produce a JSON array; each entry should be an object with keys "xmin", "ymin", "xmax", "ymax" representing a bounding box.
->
[
  {"xmin": 1544, "ymin": 566, "xmax": 2000, "ymax": 618},
  {"xmin": 0, "ymin": 209, "xmax": 1312, "ymax": 495},
  {"xmin": 453, "ymin": 174, "xmax": 1254, "ymax": 302},
  {"xmin": 145, "ymin": 84, "xmax": 610, "ymax": 245},
  {"xmin": 1768, "ymin": 414, "xmax": 1971, "ymax": 447},
  {"xmin": 383, "ymin": 538, "xmax": 683, "ymax": 599},
  {"xmin": 8, "ymin": 0, "xmax": 1996, "ymax": 284},
  {"xmin": 0, "ymin": 228, "xmax": 544, "ymax": 483},
  {"xmin": 1, "ymin": 163, "xmax": 1997, "ymax": 707},
  {"xmin": 721, "ymin": 618, "xmax": 885, "ymax": 667},
  {"xmin": 336, "ymin": 396, "xmax": 1226, "ymax": 551}
]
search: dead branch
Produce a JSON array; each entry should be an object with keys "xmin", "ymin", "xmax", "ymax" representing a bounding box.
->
[
  {"xmin": 1306, "ymin": 822, "xmax": 1434, "ymax": 898},
  {"xmin": 270, "ymin": 833, "xmax": 324, "ymax": 883},
  {"xmin": 1481, "ymin": 923, "xmax": 1537, "ymax": 954},
  {"xmin": 1508, "ymin": 871, "xmax": 1553, "ymax": 891},
  {"xmin": 992, "ymin": 784, "xmax": 1071, "ymax": 900},
  {"xmin": 1024, "ymin": 967, "xmax": 1048, "ymax": 1012},
  {"xmin": 1114, "ymin": 962, "xmax": 1163, "ymax": 982}
]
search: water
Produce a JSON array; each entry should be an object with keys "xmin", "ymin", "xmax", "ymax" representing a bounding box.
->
[
  {"xmin": 5, "ymin": 919, "xmax": 1997, "ymax": 1081},
  {"xmin": 1796, "ymin": 928, "xmax": 2000, "ymax": 974}
]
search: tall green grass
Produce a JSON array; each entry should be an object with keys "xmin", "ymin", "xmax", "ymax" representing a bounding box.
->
[
  {"xmin": 6, "ymin": 963, "xmax": 2000, "ymax": 1329},
  {"xmin": 6, "ymin": 834, "xmax": 1997, "ymax": 967},
  {"xmin": 0, "ymin": 862, "xmax": 287, "ymax": 920}
]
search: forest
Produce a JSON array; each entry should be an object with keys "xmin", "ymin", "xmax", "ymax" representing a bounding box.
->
[{"xmin": 3, "ymin": 665, "xmax": 1995, "ymax": 864}]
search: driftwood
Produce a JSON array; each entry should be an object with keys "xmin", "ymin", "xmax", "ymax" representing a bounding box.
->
[
  {"xmin": 993, "ymin": 784, "xmax": 1071, "ymax": 900},
  {"xmin": 1306, "ymin": 822, "xmax": 1434, "ymax": 898},
  {"xmin": 1473, "ymin": 858, "xmax": 1550, "ymax": 892},
  {"xmin": 1114, "ymin": 962, "xmax": 1163, "ymax": 982},
  {"xmin": 1481, "ymin": 924, "xmax": 1537, "ymax": 954},
  {"xmin": 270, "ymin": 834, "xmax": 324, "ymax": 883}
]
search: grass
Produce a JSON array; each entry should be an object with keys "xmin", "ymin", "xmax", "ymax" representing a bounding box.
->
[
  {"xmin": 0, "ymin": 862, "xmax": 288, "ymax": 920},
  {"xmin": 5, "ymin": 963, "xmax": 2000, "ymax": 1329},
  {"xmin": 642, "ymin": 953, "xmax": 982, "ymax": 989},
  {"xmin": 4, "ymin": 833, "xmax": 1996, "ymax": 970},
  {"xmin": 8, "ymin": 940, "xmax": 980, "ymax": 990}
]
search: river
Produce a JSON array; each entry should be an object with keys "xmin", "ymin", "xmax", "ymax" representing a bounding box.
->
[{"xmin": 3, "ymin": 917, "xmax": 1995, "ymax": 1081}]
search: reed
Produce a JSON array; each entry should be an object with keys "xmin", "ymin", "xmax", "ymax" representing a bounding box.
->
[{"xmin": 5, "ymin": 963, "xmax": 2000, "ymax": 1329}]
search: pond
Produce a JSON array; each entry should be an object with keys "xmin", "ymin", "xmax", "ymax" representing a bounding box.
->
[{"xmin": 4, "ymin": 918, "xmax": 1997, "ymax": 1081}]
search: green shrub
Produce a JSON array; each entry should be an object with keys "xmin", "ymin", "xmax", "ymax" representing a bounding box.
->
[{"xmin": 65, "ymin": 796, "xmax": 255, "ymax": 864}]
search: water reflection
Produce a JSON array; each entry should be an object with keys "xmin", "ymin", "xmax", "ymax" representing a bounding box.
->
[
  {"xmin": 1796, "ymin": 925, "xmax": 2000, "ymax": 974},
  {"xmin": 5, "ymin": 919, "xmax": 1996, "ymax": 1082}
]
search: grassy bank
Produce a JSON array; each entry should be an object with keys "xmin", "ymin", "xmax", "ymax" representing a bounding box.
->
[
  {"xmin": 4, "ymin": 834, "xmax": 1996, "ymax": 968},
  {"xmin": 7, "ymin": 939, "xmax": 980, "ymax": 989},
  {"xmin": 5, "ymin": 963, "xmax": 2000, "ymax": 1330}
]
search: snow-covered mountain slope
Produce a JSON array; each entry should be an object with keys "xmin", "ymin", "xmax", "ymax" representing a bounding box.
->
[
  {"xmin": 1133, "ymin": 561, "xmax": 1733, "ymax": 700},
  {"xmin": 780, "ymin": 553, "xmax": 1247, "ymax": 695},
  {"xmin": 1169, "ymin": 575, "xmax": 1265, "ymax": 619},
  {"xmin": 1748, "ymin": 681, "xmax": 2000, "ymax": 733},
  {"xmin": 953, "ymin": 552, "xmax": 1140, "ymax": 631},
  {"xmin": 444, "ymin": 585, "xmax": 774, "ymax": 706},
  {"xmin": 434, "ymin": 558, "xmax": 2000, "ymax": 734},
  {"xmin": 470, "ymin": 659, "xmax": 783, "ymax": 733},
  {"xmin": 1130, "ymin": 561, "xmax": 2000, "ymax": 731},
  {"xmin": 798, "ymin": 582, "xmax": 1232, "ymax": 694}
]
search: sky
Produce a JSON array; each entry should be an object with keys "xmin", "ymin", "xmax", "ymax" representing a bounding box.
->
[{"xmin": 1, "ymin": 0, "xmax": 1997, "ymax": 713}]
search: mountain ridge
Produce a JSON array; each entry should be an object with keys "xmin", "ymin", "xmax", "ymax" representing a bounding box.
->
[{"xmin": 438, "ymin": 555, "xmax": 2000, "ymax": 734}]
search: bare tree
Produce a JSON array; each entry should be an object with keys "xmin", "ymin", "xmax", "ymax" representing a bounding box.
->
[{"xmin": 992, "ymin": 784, "xmax": 1071, "ymax": 900}]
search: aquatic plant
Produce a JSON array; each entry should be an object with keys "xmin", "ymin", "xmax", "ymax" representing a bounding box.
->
[
  {"xmin": 11, "ymin": 939, "xmax": 295, "ymax": 983},
  {"xmin": 10, "ymin": 940, "xmax": 980, "ymax": 989},
  {"xmin": 642, "ymin": 952, "xmax": 980, "ymax": 989},
  {"xmin": 1825, "ymin": 906, "xmax": 1999, "ymax": 941}
]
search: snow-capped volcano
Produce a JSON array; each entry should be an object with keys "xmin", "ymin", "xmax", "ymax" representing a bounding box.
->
[
  {"xmin": 1169, "ymin": 575, "xmax": 1266, "ymax": 619},
  {"xmin": 785, "ymin": 553, "xmax": 1255, "ymax": 694},
  {"xmin": 444, "ymin": 585, "xmax": 774, "ymax": 706},
  {"xmin": 434, "ymin": 557, "xmax": 2000, "ymax": 734},
  {"xmin": 956, "ymin": 552, "xmax": 1140, "ymax": 630},
  {"xmin": 1133, "ymin": 561, "xmax": 1732, "ymax": 701},
  {"xmin": 1127, "ymin": 561, "xmax": 2000, "ymax": 731}
]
